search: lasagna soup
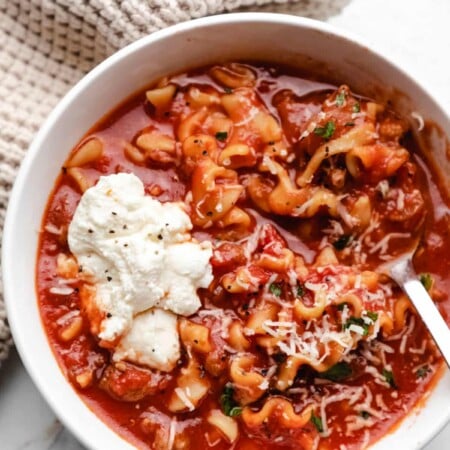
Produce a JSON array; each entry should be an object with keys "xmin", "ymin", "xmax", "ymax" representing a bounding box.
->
[{"xmin": 37, "ymin": 63, "xmax": 450, "ymax": 449}]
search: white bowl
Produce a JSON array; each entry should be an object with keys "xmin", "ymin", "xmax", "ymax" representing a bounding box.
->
[{"xmin": 3, "ymin": 12, "xmax": 450, "ymax": 450}]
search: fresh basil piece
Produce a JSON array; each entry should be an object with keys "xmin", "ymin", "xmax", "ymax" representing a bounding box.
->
[
  {"xmin": 310, "ymin": 412, "xmax": 324, "ymax": 432},
  {"xmin": 313, "ymin": 121, "xmax": 336, "ymax": 140},
  {"xmin": 419, "ymin": 273, "xmax": 433, "ymax": 291},
  {"xmin": 321, "ymin": 362, "xmax": 352, "ymax": 382},
  {"xmin": 220, "ymin": 384, "xmax": 242, "ymax": 417},
  {"xmin": 333, "ymin": 235, "xmax": 351, "ymax": 250},
  {"xmin": 269, "ymin": 282, "xmax": 282, "ymax": 297}
]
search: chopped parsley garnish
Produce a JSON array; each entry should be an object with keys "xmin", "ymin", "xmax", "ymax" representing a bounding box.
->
[
  {"xmin": 215, "ymin": 131, "xmax": 228, "ymax": 142},
  {"xmin": 333, "ymin": 234, "xmax": 352, "ymax": 250},
  {"xmin": 360, "ymin": 411, "xmax": 371, "ymax": 419},
  {"xmin": 224, "ymin": 87, "xmax": 233, "ymax": 94},
  {"xmin": 352, "ymin": 102, "xmax": 361, "ymax": 113},
  {"xmin": 220, "ymin": 384, "xmax": 242, "ymax": 417},
  {"xmin": 419, "ymin": 273, "xmax": 433, "ymax": 291},
  {"xmin": 269, "ymin": 282, "xmax": 282, "ymax": 297},
  {"xmin": 310, "ymin": 411, "xmax": 324, "ymax": 432},
  {"xmin": 296, "ymin": 283, "xmax": 305, "ymax": 297},
  {"xmin": 313, "ymin": 121, "xmax": 336, "ymax": 140},
  {"xmin": 382, "ymin": 369, "xmax": 397, "ymax": 389},
  {"xmin": 416, "ymin": 365, "xmax": 431, "ymax": 379},
  {"xmin": 321, "ymin": 362, "xmax": 352, "ymax": 382},
  {"xmin": 366, "ymin": 311, "xmax": 378, "ymax": 322},
  {"xmin": 335, "ymin": 91, "xmax": 346, "ymax": 106},
  {"xmin": 229, "ymin": 407, "xmax": 243, "ymax": 417},
  {"xmin": 344, "ymin": 317, "xmax": 369, "ymax": 335}
]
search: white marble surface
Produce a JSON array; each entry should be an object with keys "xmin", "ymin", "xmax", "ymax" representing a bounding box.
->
[{"xmin": 1, "ymin": 0, "xmax": 450, "ymax": 448}]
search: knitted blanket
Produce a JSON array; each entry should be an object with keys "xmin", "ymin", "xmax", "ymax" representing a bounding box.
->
[{"xmin": 0, "ymin": 0, "xmax": 349, "ymax": 365}]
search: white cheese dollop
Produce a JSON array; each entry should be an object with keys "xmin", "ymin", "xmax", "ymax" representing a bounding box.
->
[
  {"xmin": 68, "ymin": 173, "xmax": 213, "ymax": 371},
  {"xmin": 113, "ymin": 309, "xmax": 180, "ymax": 372}
]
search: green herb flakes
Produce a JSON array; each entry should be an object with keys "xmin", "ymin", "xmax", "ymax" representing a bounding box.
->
[
  {"xmin": 335, "ymin": 91, "xmax": 346, "ymax": 107},
  {"xmin": 419, "ymin": 273, "xmax": 433, "ymax": 291},
  {"xmin": 313, "ymin": 121, "xmax": 336, "ymax": 140},
  {"xmin": 321, "ymin": 362, "xmax": 352, "ymax": 382},
  {"xmin": 353, "ymin": 102, "xmax": 361, "ymax": 113},
  {"xmin": 269, "ymin": 282, "xmax": 282, "ymax": 297},
  {"xmin": 220, "ymin": 384, "xmax": 242, "ymax": 417},
  {"xmin": 344, "ymin": 317, "xmax": 369, "ymax": 336},
  {"xmin": 297, "ymin": 284, "xmax": 305, "ymax": 297},
  {"xmin": 229, "ymin": 407, "xmax": 243, "ymax": 417},
  {"xmin": 310, "ymin": 412, "xmax": 324, "ymax": 433},
  {"xmin": 416, "ymin": 365, "xmax": 431, "ymax": 379},
  {"xmin": 382, "ymin": 369, "xmax": 397, "ymax": 389},
  {"xmin": 333, "ymin": 235, "xmax": 351, "ymax": 250}
]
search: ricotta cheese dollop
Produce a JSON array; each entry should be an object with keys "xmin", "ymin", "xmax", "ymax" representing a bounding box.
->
[{"xmin": 68, "ymin": 173, "xmax": 213, "ymax": 371}]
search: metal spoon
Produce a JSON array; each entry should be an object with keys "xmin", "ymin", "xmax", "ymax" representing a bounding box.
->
[{"xmin": 382, "ymin": 244, "xmax": 450, "ymax": 368}]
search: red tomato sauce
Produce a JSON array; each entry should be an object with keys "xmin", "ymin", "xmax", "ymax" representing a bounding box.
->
[{"xmin": 37, "ymin": 63, "xmax": 449, "ymax": 450}]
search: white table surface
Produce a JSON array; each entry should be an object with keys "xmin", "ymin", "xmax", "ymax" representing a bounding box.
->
[{"xmin": 1, "ymin": 0, "xmax": 450, "ymax": 448}]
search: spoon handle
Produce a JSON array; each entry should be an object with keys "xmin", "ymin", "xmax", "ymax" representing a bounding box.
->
[{"xmin": 389, "ymin": 258, "xmax": 450, "ymax": 368}]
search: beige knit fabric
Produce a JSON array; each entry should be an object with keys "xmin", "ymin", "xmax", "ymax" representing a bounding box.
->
[{"xmin": 0, "ymin": 0, "xmax": 349, "ymax": 365}]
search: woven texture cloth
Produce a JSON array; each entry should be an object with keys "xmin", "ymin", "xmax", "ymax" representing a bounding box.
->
[{"xmin": 0, "ymin": 0, "xmax": 349, "ymax": 366}]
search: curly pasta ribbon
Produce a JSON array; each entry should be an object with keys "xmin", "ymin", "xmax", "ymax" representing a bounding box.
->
[{"xmin": 242, "ymin": 397, "xmax": 313, "ymax": 428}]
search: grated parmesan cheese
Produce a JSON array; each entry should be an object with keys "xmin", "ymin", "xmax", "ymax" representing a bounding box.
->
[
  {"xmin": 56, "ymin": 310, "xmax": 80, "ymax": 325},
  {"xmin": 368, "ymin": 232, "xmax": 411, "ymax": 255},
  {"xmin": 168, "ymin": 417, "xmax": 177, "ymax": 450},
  {"xmin": 411, "ymin": 111, "xmax": 425, "ymax": 131},
  {"xmin": 204, "ymin": 432, "xmax": 221, "ymax": 447},
  {"xmin": 174, "ymin": 388, "xmax": 195, "ymax": 411},
  {"xmin": 44, "ymin": 223, "xmax": 64, "ymax": 235},
  {"xmin": 49, "ymin": 286, "xmax": 75, "ymax": 296},
  {"xmin": 396, "ymin": 189, "xmax": 405, "ymax": 211}
]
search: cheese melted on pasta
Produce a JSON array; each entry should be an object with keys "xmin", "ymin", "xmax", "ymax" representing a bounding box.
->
[{"xmin": 37, "ymin": 63, "xmax": 450, "ymax": 450}]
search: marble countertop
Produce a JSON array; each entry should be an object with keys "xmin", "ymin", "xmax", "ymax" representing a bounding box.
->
[{"xmin": 1, "ymin": 0, "xmax": 450, "ymax": 448}]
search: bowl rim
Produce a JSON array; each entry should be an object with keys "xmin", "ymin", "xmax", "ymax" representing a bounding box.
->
[{"xmin": 2, "ymin": 11, "xmax": 449, "ymax": 450}]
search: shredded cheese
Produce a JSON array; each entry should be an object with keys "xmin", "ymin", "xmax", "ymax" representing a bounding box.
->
[
  {"xmin": 368, "ymin": 232, "xmax": 411, "ymax": 255},
  {"xmin": 411, "ymin": 111, "xmax": 425, "ymax": 131},
  {"xmin": 174, "ymin": 388, "xmax": 195, "ymax": 411},
  {"xmin": 49, "ymin": 286, "xmax": 75, "ymax": 296},
  {"xmin": 44, "ymin": 223, "xmax": 63, "ymax": 235},
  {"xmin": 168, "ymin": 417, "xmax": 177, "ymax": 450}
]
